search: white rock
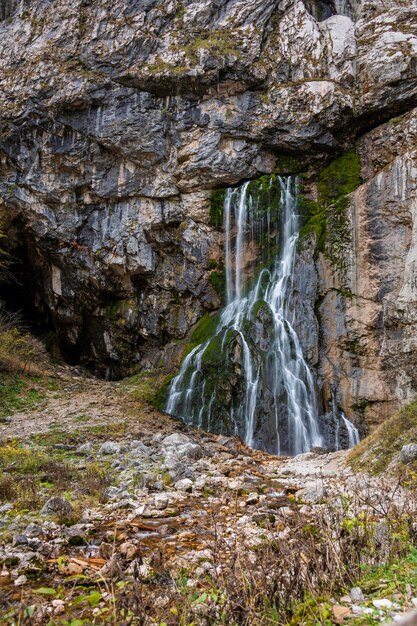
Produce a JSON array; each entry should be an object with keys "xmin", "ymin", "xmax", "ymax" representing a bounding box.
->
[
  {"xmin": 154, "ymin": 495, "xmax": 169, "ymax": 510},
  {"xmin": 14, "ymin": 575, "xmax": 27, "ymax": 586},
  {"xmin": 162, "ymin": 433, "xmax": 203, "ymax": 461},
  {"xmin": 246, "ymin": 492, "xmax": 259, "ymax": 505},
  {"xmin": 373, "ymin": 599, "xmax": 393, "ymax": 610},
  {"xmin": 175, "ymin": 478, "xmax": 193, "ymax": 493},
  {"xmin": 350, "ymin": 587, "xmax": 365, "ymax": 603},
  {"xmin": 76, "ymin": 442, "xmax": 93, "ymax": 455},
  {"xmin": 401, "ymin": 444, "xmax": 417, "ymax": 464},
  {"xmin": 297, "ymin": 482, "xmax": 325, "ymax": 503},
  {"xmin": 99, "ymin": 441, "xmax": 121, "ymax": 455}
]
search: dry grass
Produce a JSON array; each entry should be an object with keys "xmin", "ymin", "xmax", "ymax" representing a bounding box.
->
[
  {"xmin": 348, "ymin": 399, "xmax": 417, "ymax": 475},
  {"xmin": 104, "ymin": 478, "xmax": 417, "ymax": 626},
  {"xmin": 0, "ymin": 306, "xmax": 48, "ymax": 375},
  {"xmin": 79, "ymin": 463, "xmax": 110, "ymax": 502}
]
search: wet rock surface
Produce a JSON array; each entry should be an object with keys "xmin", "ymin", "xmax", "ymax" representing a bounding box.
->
[{"xmin": 0, "ymin": 0, "xmax": 416, "ymax": 383}]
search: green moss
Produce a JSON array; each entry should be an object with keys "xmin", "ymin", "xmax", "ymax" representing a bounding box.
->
[
  {"xmin": 208, "ymin": 260, "xmax": 226, "ymax": 301},
  {"xmin": 210, "ymin": 189, "xmax": 226, "ymax": 227},
  {"xmin": 250, "ymin": 299, "xmax": 271, "ymax": 319},
  {"xmin": 298, "ymin": 196, "xmax": 327, "ymax": 254},
  {"xmin": 298, "ymin": 150, "xmax": 362, "ymax": 267},
  {"xmin": 146, "ymin": 57, "xmax": 189, "ymax": 76},
  {"xmin": 153, "ymin": 373, "xmax": 176, "ymax": 411},
  {"xmin": 105, "ymin": 299, "xmax": 136, "ymax": 322},
  {"xmin": 246, "ymin": 174, "xmax": 280, "ymax": 213},
  {"xmin": 189, "ymin": 312, "xmax": 219, "ymax": 347},
  {"xmin": 0, "ymin": 374, "xmax": 46, "ymax": 418},
  {"xmin": 317, "ymin": 150, "xmax": 361, "ymax": 206},
  {"xmin": 275, "ymin": 154, "xmax": 302, "ymax": 175},
  {"xmin": 177, "ymin": 29, "xmax": 242, "ymax": 63},
  {"xmin": 200, "ymin": 334, "xmax": 224, "ymax": 366}
]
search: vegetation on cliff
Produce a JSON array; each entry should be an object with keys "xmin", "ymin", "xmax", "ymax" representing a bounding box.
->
[
  {"xmin": 349, "ymin": 399, "xmax": 417, "ymax": 477},
  {"xmin": 299, "ymin": 150, "xmax": 362, "ymax": 271}
]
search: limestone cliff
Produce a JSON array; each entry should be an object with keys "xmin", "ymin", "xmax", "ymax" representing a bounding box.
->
[{"xmin": 0, "ymin": 0, "xmax": 416, "ymax": 431}]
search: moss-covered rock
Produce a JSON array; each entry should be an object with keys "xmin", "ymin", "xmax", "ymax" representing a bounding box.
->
[
  {"xmin": 208, "ymin": 259, "xmax": 226, "ymax": 301},
  {"xmin": 317, "ymin": 150, "xmax": 361, "ymax": 204},
  {"xmin": 210, "ymin": 189, "xmax": 227, "ymax": 227},
  {"xmin": 298, "ymin": 150, "xmax": 362, "ymax": 272}
]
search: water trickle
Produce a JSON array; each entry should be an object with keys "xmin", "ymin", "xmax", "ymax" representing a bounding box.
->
[
  {"xmin": 331, "ymin": 387, "xmax": 360, "ymax": 450},
  {"xmin": 166, "ymin": 176, "xmax": 345, "ymax": 455}
]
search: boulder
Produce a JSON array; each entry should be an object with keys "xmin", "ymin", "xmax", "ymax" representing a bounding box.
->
[
  {"xmin": 76, "ymin": 442, "xmax": 93, "ymax": 455},
  {"xmin": 350, "ymin": 587, "xmax": 365, "ymax": 603},
  {"xmin": 41, "ymin": 496, "xmax": 74, "ymax": 519},
  {"xmin": 154, "ymin": 495, "xmax": 169, "ymax": 510},
  {"xmin": 162, "ymin": 433, "xmax": 203, "ymax": 462},
  {"xmin": 174, "ymin": 479, "xmax": 193, "ymax": 493},
  {"xmin": 99, "ymin": 441, "xmax": 121, "ymax": 455},
  {"xmin": 401, "ymin": 444, "xmax": 417, "ymax": 464}
]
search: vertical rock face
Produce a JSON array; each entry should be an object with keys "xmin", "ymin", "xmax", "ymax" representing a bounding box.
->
[
  {"xmin": 0, "ymin": 0, "xmax": 417, "ymax": 434},
  {"xmin": 318, "ymin": 110, "xmax": 417, "ymax": 431}
]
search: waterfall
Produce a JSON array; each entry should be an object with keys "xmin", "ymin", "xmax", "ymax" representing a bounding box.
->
[
  {"xmin": 166, "ymin": 176, "xmax": 326, "ymax": 455},
  {"xmin": 331, "ymin": 387, "xmax": 360, "ymax": 450},
  {"xmin": 341, "ymin": 414, "xmax": 360, "ymax": 448}
]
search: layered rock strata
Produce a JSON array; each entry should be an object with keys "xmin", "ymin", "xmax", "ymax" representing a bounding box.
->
[{"xmin": 0, "ymin": 0, "xmax": 416, "ymax": 430}]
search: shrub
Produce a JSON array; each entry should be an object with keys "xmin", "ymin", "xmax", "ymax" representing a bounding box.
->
[{"xmin": 0, "ymin": 306, "xmax": 45, "ymax": 372}]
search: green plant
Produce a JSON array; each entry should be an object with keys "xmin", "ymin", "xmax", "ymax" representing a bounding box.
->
[
  {"xmin": 0, "ymin": 373, "xmax": 47, "ymax": 417},
  {"xmin": 210, "ymin": 189, "xmax": 227, "ymax": 227}
]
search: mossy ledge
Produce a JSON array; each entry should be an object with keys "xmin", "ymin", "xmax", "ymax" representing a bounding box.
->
[{"xmin": 298, "ymin": 150, "xmax": 362, "ymax": 274}]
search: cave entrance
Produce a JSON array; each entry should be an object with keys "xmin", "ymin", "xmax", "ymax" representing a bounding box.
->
[
  {"xmin": 0, "ymin": 217, "xmax": 57, "ymax": 355},
  {"xmin": 304, "ymin": 0, "xmax": 358, "ymax": 21}
]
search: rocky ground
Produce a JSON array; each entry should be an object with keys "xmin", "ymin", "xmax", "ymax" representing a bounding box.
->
[{"xmin": 1, "ymin": 367, "xmax": 417, "ymax": 625}]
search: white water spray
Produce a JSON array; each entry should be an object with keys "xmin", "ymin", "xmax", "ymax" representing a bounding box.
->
[{"xmin": 166, "ymin": 176, "xmax": 355, "ymax": 455}]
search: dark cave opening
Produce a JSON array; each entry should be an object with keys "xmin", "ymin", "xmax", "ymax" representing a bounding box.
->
[
  {"xmin": 0, "ymin": 217, "xmax": 146, "ymax": 379},
  {"xmin": 303, "ymin": 0, "xmax": 358, "ymax": 21},
  {"xmin": 0, "ymin": 242, "xmax": 52, "ymax": 336}
]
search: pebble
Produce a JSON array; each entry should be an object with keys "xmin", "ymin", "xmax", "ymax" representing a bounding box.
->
[
  {"xmin": 14, "ymin": 575, "xmax": 27, "ymax": 586},
  {"xmin": 297, "ymin": 482, "xmax": 325, "ymax": 503},
  {"xmin": 13, "ymin": 534, "xmax": 28, "ymax": 547},
  {"xmin": 24, "ymin": 523, "xmax": 42, "ymax": 537},
  {"xmin": 373, "ymin": 599, "xmax": 393, "ymax": 610},
  {"xmin": 246, "ymin": 492, "xmax": 259, "ymax": 505},
  {"xmin": 106, "ymin": 486, "xmax": 120, "ymax": 499},
  {"xmin": 400, "ymin": 444, "xmax": 417, "ymax": 464},
  {"xmin": 41, "ymin": 496, "xmax": 74, "ymax": 518},
  {"xmin": 350, "ymin": 587, "xmax": 365, "ymax": 603},
  {"xmin": 76, "ymin": 442, "xmax": 93, "ymax": 455}
]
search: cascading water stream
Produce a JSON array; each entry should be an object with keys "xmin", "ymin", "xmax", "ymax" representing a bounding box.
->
[{"xmin": 166, "ymin": 176, "xmax": 359, "ymax": 455}]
